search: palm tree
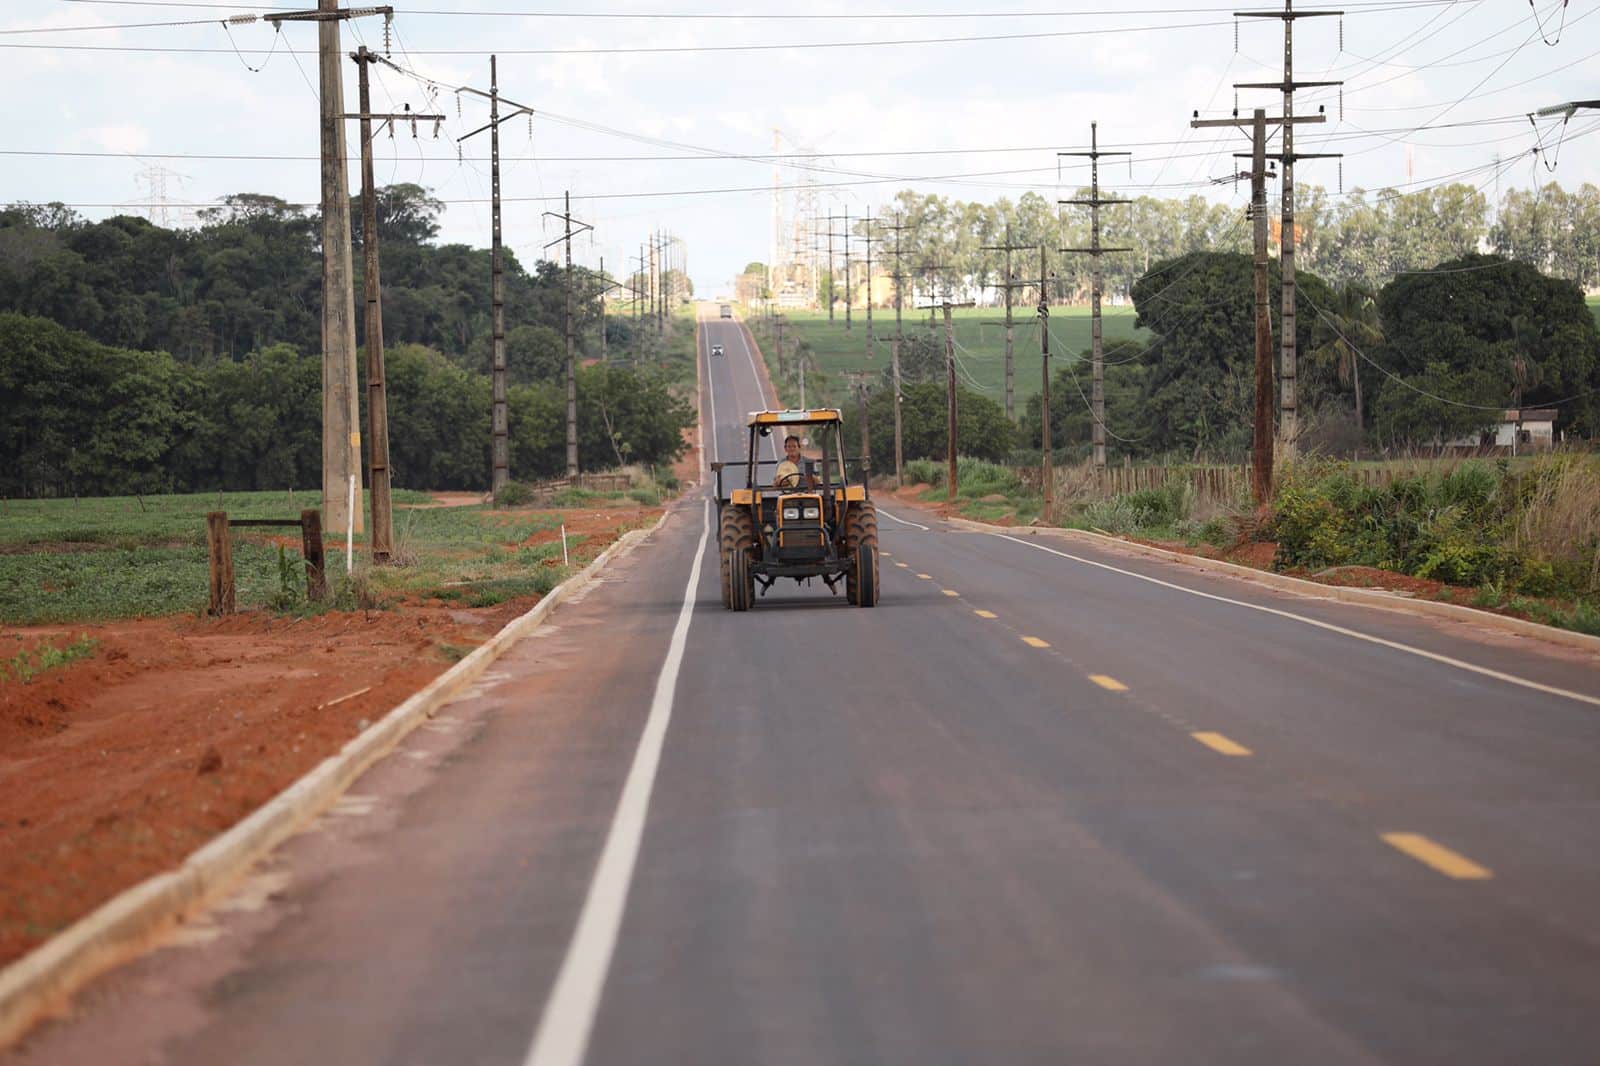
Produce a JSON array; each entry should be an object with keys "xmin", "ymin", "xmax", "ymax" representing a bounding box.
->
[{"xmin": 1309, "ymin": 281, "xmax": 1383, "ymax": 429}]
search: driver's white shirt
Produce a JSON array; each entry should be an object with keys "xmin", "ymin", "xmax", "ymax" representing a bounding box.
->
[{"xmin": 774, "ymin": 460, "xmax": 800, "ymax": 487}]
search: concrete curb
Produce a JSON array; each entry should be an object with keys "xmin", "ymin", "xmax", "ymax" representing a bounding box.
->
[
  {"xmin": 944, "ymin": 516, "xmax": 1600, "ymax": 656},
  {"xmin": 0, "ymin": 507, "xmax": 676, "ymax": 1049}
]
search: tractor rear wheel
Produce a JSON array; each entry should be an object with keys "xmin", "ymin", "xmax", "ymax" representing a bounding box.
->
[
  {"xmin": 844, "ymin": 501, "xmax": 880, "ymax": 606},
  {"xmin": 719, "ymin": 504, "xmax": 754, "ymax": 609}
]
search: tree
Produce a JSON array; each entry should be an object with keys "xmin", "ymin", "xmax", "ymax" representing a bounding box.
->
[
  {"xmin": 847, "ymin": 381, "xmax": 1014, "ymax": 464},
  {"xmin": 1375, "ymin": 254, "xmax": 1600, "ymax": 438}
]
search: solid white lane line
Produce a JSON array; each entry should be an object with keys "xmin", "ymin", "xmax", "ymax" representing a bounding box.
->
[
  {"xmin": 992, "ymin": 533, "xmax": 1600, "ymax": 709},
  {"xmin": 734, "ymin": 321, "xmax": 780, "ymax": 462},
  {"xmin": 703, "ymin": 319, "xmax": 719, "ymax": 466},
  {"xmin": 524, "ymin": 501, "xmax": 712, "ymax": 1066},
  {"xmin": 878, "ymin": 507, "xmax": 930, "ymax": 531}
]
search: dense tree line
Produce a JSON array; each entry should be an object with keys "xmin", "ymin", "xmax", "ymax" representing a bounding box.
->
[
  {"xmin": 0, "ymin": 183, "xmax": 698, "ymax": 497},
  {"xmin": 1015, "ymin": 251, "xmax": 1600, "ymax": 460},
  {"xmin": 0, "ymin": 315, "xmax": 690, "ymax": 497},
  {"xmin": 857, "ymin": 181, "xmax": 1600, "ymax": 307}
]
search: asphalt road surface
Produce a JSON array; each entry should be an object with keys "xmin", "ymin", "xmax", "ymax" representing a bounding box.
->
[{"xmin": 11, "ymin": 308, "xmax": 1600, "ymax": 1066}]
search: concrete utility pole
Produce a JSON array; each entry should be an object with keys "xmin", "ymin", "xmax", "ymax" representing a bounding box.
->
[
  {"xmin": 862, "ymin": 212, "xmax": 876, "ymax": 361},
  {"xmin": 881, "ymin": 213, "xmax": 912, "ymax": 485},
  {"xmin": 1236, "ymin": 0, "xmax": 1342, "ymax": 459},
  {"xmin": 824, "ymin": 213, "xmax": 844, "ymax": 323},
  {"xmin": 597, "ymin": 255, "xmax": 607, "ymax": 361},
  {"xmin": 267, "ymin": 3, "xmax": 393, "ymax": 537},
  {"xmin": 1246, "ymin": 111, "xmax": 1276, "ymax": 504},
  {"xmin": 349, "ymin": 47, "xmax": 440, "ymax": 559},
  {"xmin": 1193, "ymin": 93, "xmax": 1328, "ymax": 478},
  {"xmin": 543, "ymin": 193, "xmax": 594, "ymax": 476},
  {"xmin": 454, "ymin": 55, "xmax": 534, "ymax": 500},
  {"xmin": 981, "ymin": 224, "xmax": 1033, "ymax": 422},
  {"xmin": 1060, "ymin": 122, "xmax": 1133, "ymax": 469},
  {"xmin": 843, "ymin": 207, "xmax": 853, "ymax": 333},
  {"xmin": 921, "ymin": 271, "xmax": 974, "ymax": 503}
]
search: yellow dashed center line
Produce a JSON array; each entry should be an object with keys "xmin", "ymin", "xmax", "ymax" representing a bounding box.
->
[
  {"xmin": 942, "ymin": 589, "xmax": 960, "ymax": 597},
  {"xmin": 916, "ymin": 573, "xmax": 933, "ymax": 580},
  {"xmin": 1021, "ymin": 636, "xmax": 1051, "ymax": 648},
  {"xmin": 894, "ymin": 562, "xmax": 909, "ymax": 568},
  {"xmin": 1088, "ymin": 674, "xmax": 1128, "ymax": 692},
  {"xmin": 881, "ymin": 551, "xmax": 892, "ymax": 557},
  {"xmin": 974, "ymin": 610, "xmax": 997, "ymax": 619},
  {"xmin": 1191, "ymin": 731, "xmax": 1252, "ymax": 756},
  {"xmin": 1381, "ymin": 832, "xmax": 1493, "ymax": 880}
]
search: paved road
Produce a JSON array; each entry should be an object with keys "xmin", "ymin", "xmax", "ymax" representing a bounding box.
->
[{"xmin": 11, "ymin": 308, "xmax": 1600, "ymax": 1066}]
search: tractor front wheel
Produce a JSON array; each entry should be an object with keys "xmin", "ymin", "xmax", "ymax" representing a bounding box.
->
[
  {"xmin": 719, "ymin": 504, "xmax": 755, "ymax": 609},
  {"xmin": 844, "ymin": 501, "xmax": 880, "ymax": 606},
  {"xmin": 728, "ymin": 548, "xmax": 754, "ymax": 611},
  {"xmin": 853, "ymin": 543, "xmax": 879, "ymax": 607}
]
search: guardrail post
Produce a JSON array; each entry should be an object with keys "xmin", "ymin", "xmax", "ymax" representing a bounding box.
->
[
  {"xmin": 301, "ymin": 509, "xmax": 327, "ymax": 602},
  {"xmin": 206, "ymin": 511, "xmax": 235, "ymax": 616}
]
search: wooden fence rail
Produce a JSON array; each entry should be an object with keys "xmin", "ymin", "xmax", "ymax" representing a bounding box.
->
[{"xmin": 206, "ymin": 509, "xmax": 326, "ymax": 616}]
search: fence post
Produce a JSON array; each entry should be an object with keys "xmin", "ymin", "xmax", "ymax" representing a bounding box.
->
[
  {"xmin": 301, "ymin": 508, "xmax": 327, "ymax": 602},
  {"xmin": 206, "ymin": 511, "xmax": 235, "ymax": 616}
]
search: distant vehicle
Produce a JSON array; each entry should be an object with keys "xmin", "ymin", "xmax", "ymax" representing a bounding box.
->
[
  {"xmin": 719, "ymin": 304, "xmax": 733, "ymax": 318},
  {"xmin": 711, "ymin": 343, "xmax": 725, "ymax": 357}
]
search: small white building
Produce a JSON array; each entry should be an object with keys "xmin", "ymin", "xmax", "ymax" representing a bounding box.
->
[{"xmin": 1447, "ymin": 409, "xmax": 1557, "ymax": 453}]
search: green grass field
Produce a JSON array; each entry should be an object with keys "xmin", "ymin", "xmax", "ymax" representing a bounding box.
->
[
  {"xmin": 751, "ymin": 306, "xmax": 1147, "ymax": 411},
  {"xmin": 0, "ymin": 485, "xmax": 662, "ymax": 625}
]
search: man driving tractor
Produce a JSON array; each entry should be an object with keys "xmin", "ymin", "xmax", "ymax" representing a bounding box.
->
[{"xmin": 773, "ymin": 434, "xmax": 817, "ymax": 490}]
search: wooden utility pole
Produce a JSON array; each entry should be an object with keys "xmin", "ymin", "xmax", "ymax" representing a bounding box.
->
[
  {"xmin": 267, "ymin": 3, "xmax": 393, "ymax": 537},
  {"xmin": 943, "ymin": 302, "xmax": 957, "ymax": 501},
  {"xmin": 452, "ymin": 54, "xmax": 534, "ymax": 499},
  {"xmin": 349, "ymin": 48, "xmax": 440, "ymax": 559},
  {"xmin": 844, "ymin": 370, "xmax": 874, "ymax": 478},
  {"xmin": 1038, "ymin": 245, "xmax": 1053, "ymax": 522},
  {"xmin": 1247, "ymin": 110, "xmax": 1276, "ymax": 504},
  {"xmin": 1060, "ymin": 122, "xmax": 1133, "ymax": 469},
  {"xmin": 543, "ymin": 193, "xmax": 594, "ymax": 476},
  {"xmin": 981, "ymin": 224, "xmax": 1032, "ymax": 422},
  {"xmin": 1196, "ymin": 93, "xmax": 1331, "ymax": 486},
  {"xmin": 1236, "ymin": 0, "xmax": 1342, "ymax": 459}
]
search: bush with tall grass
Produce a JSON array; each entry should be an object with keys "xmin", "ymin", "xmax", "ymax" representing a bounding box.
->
[{"xmin": 1270, "ymin": 455, "xmax": 1599, "ymax": 600}]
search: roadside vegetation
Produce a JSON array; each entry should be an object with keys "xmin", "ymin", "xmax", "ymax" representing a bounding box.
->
[{"xmin": 897, "ymin": 452, "xmax": 1600, "ymax": 636}]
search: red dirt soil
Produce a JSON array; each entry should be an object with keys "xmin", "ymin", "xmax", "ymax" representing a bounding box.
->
[{"xmin": 0, "ymin": 508, "xmax": 653, "ymax": 968}]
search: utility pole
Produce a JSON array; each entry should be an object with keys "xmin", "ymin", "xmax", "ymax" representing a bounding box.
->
[
  {"xmin": 862, "ymin": 212, "xmax": 876, "ymax": 360},
  {"xmin": 843, "ymin": 206, "xmax": 853, "ymax": 333},
  {"xmin": 597, "ymin": 255, "xmax": 607, "ymax": 361},
  {"xmin": 981, "ymin": 223, "xmax": 1033, "ymax": 422},
  {"xmin": 1037, "ymin": 245, "xmax": 1054, "ymax": 522},
  {"xmin": 1060, "ymin": 122, "xmax": 1133, "ymax": 469},
  {"xmin": 266, "ymin": 3, "xmax": 394, "ymax": 537},
  {"xmin": 349, "ymin": 47, "xmax": 440, "ymax": 559},
  {"xmin": 881, "ymin": 213, "xmax": 912, "ymax": 484},
  {"xmin": 921, "ymin": 269, "xmax": 974, "ymax": 502},
  {"xmin": 844, "ymin": 369, "xmax": 874, "ymax": 478},
  {"xmin": 1236, "ymin": 0, "xmax": 1342, "ymax": 459},
  {"xmin": 454, "ymin": 54, "xmax": 534, "ymax": 500},
  {"xmin": 824, "ymin": 213, "xmax": 843, "ymax": 323},
  {"xmin": 543, "ymin": 193, "xmax": 593, "ymax": 476}
]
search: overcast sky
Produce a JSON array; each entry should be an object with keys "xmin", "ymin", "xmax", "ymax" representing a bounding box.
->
[{"xmin": 5, "ymin": 0, "xmax": 1598, "ymax": 295}]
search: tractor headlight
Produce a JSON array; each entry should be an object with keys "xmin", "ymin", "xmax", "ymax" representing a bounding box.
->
[
  {"xmin": 782, "ymin": 507, "xmax": 799, "ymax": 521},
  {"xmin": 803, "ymin": 506, "xmax": 820, "ymax": 519}
]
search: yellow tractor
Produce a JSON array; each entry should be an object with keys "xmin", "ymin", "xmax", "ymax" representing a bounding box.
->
[{"xmin": 712, "ymin": 408, "xmax": 880, "ymax": 610}]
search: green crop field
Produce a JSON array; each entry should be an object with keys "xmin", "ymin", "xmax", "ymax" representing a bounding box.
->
[{"xmin": 752, "ymin": 306, "xmax": 1147, "ymax": 411}]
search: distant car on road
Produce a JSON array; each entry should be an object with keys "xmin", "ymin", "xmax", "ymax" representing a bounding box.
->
[
  {"xmin": 719, "ymin": 304, "xmax": 733, "ymax": 318},
  {"xmin": 711, "ymin": 344, "xmax": 725, "ymax": 357}
]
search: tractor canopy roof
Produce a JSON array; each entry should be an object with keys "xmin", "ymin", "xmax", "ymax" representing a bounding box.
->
[{"xmin": 746, "ymin": 408, "xmax": 842, "ymax": 428}]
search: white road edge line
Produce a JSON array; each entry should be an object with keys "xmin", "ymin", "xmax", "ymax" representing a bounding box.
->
[
  {"xmin": 524, "ymin": 500, "xmax": 712, "ymax": 1066},
  {"xmin": 991, "ymin": 533, "xmax": 1600, "ymax": 709},
  {"xmin": 702, "ymin": 315, "xmax": 719, "ymax": 466},
  {"xmin": 878, "ymin": 507, "xmax": 930, "ymax": 531}
]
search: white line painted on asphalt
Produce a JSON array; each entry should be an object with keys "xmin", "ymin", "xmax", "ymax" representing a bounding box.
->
[
  {"xmin": 734, "ymin": 320, "xmax": 781, "ymax": 463},
  {"xmin": 992, "ymin": 533, "xmax": 1600, "ymax": 709},
  {"xmin": 879, "ymin": 507, "xmax": 930, "ymax": 531},
  {"xmin": 702, "ymin": 318, "xmax": 719, "ymax": 466},
  {"xmin": 524, "ymin": 500, "xmax": 712, "ymax": 1066}
]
